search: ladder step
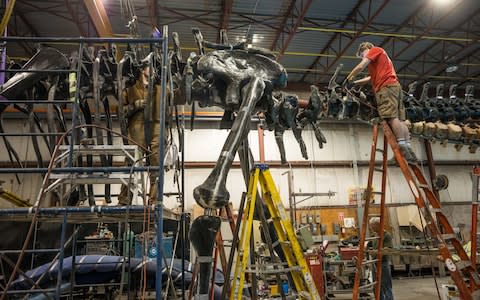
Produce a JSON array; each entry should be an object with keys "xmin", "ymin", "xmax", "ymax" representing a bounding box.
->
[
  {"xmin": 245, "ymin": 266, "xmax": 301, "ymax": 274},
  {"xmin": 418, "ymin": 184, "xmax": 429, "ymax": 189},
  {"xmin": 359, "ymin": 281, "xmax": 377, "ymax": 290},
  {"xmin": 362, "ymin": 259, "xmax": 379, "ymax": 266},
  {"xmin": 372, "ymin": 191, "xmax": 384, "ymax": 195},
  {"xmin": 365, "ymin": 236, "xmax": 380, "ymax": 241},
  {"xmin": 374, "ymin": 168, "xmax": 384, "ymax": 172},
  {"xmin": 455, "ymin": 260, "xmax": 472, "ymax": 270},
  {"xmin": 368, "ymin": 214, "xmax": 381, "ymax": 218},
  {"xmin": 471, "ymin": 289, "xmax": 480, "ymax": 298},
  {"xmin": 471, "ymin": 273, "xmax": 480, "ymax": 286},
  {"xmin": 375, "ymin": 148, "xmax": 384, "ymax": 153},
  {"xmin": 441, "ymin": 233, "xmax": 457, "ymax": 241}
]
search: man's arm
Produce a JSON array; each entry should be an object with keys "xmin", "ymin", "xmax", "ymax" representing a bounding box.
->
[
  {"xmin": 346, "ymin": 57, "xmax": 370, "ymax": 81},
  {"xmin": 354, "ymin": 76, "xmax": 371, "ymax": 85}
]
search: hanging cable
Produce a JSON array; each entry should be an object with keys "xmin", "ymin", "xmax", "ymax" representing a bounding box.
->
[{"xmin": 0, "ymin": 0, "xmax": 15, "ymax": 35}]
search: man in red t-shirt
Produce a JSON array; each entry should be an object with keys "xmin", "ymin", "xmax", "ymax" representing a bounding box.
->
[{"xmin": 344, "ymin": 42, "xmax": 417, "ymax": 163}]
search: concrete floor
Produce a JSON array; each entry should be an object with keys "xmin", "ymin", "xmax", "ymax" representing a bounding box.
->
[
  {"xmin": 393, "ymin": 276, "xmax": 450, "ymax": 300},
  {"xmin": 324, "ymin": 276, "xmax": 451, "ymax": 299}
]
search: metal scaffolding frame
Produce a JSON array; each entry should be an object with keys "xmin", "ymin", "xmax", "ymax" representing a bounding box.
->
[{"xmin": 0, "ymin": 26, "xmax": 182, "ymax": 300}]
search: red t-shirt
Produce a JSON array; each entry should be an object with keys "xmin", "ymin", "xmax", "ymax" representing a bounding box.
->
[{"xmin": 365, "ymin": 47, "xmax": 398, "ymax": 93}]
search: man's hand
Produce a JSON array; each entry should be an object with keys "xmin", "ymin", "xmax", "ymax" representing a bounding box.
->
[
  {"xmin": 134, "ymin": 99, "xmax": 146, "ymax": 109},
  {"xmin": 342, "ymin": 78, "xmax": 355, "ymax": 90},
  {"xmin": 123, "ymin": 99, "xmax": 146, "ymax": 118}
]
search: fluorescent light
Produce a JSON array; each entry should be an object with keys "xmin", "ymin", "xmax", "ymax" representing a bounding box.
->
[
  {"xmin": 445, "ymin": 65, "xmax": 458, "ymax": 73},
  {"xmin": 433, "ymin": 0, "xmax": 454, "ymax": 5}
]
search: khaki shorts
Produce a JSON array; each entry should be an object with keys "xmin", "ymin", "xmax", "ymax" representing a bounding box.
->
[{"xmin": 375, "ymin": 83, "xmax": 406, "ymax": 120}]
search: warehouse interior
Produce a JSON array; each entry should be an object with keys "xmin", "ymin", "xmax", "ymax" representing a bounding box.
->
[{"xmin": 0, "ymin": 0, "xmax": 480, "ymax": 299}]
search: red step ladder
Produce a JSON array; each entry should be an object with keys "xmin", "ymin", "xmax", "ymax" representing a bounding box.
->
[{"xmin": 352, "ymin": 121, "xmax": 480, "ymax": 300}]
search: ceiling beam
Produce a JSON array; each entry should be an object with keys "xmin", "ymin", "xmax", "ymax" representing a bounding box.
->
[
  {"xmin": 10, "ymin": 9, "xmax": 37, "ymax": 55},
  {"xmin": 65, "ymin": 0, "xmax": 88, "ymax": 37},
  {"xmin": 378, "ymin": 2, "xmax": 428, "ymax": 48},
  {"xmin": 323, "ymin": 0, "xmax": 390, "ymax": 73},
  {"xmin": 390, "ymin": 1, "xmax": 464, "ymax": 61},
  {"xmin": 276, "ymin": 0, "xmax": 313, "ymax": 60},
  {"xmin": 218, "ymin": 0, "xmax": 233, "ymax": 41},
  {"xmin": 20, "ymin": 1, "xmax": 85, "ymax": 24},
  {"xmin": 415, "ymin": 45, "xmax": 480, "ymax": 81},
  {"xmin": 83, "ymin": 0, "xmax": 113, "ymax": 37},
  {"xmin": 395, "ymin": 7, "xmax": 480, "ymax": 74},
  {"xmin": 270, "ymin": 0, "xmax": 297, "ymax": 50},
  {"xmin": 146, "ymin": 0, "xmax": 159, "ymax": 29},
  {"xmin": 160, "ymin": 7, "xmax": 218, "ymax": 29},
  {"xmin": 8, "ymin": 21, "xmax": 33, "ymax": 56},
  {"xmin": 234, "ymin": 14, "xmax": 279, "ymax": 31},
  {"xmin": 15, "ymin": 10, "xmax": 40, "ymax": 36},
  {"xmin": 457, "ymin": 69, "xmax": 480, "ymax": 87},
  {"xmin": 300, "ymin": 0, "xmax": 368, "ymax": 81}
]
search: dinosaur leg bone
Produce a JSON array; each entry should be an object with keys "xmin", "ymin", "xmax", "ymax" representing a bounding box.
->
[{"xmin": 193, "ymin": 77, "xmax": 265, "ymax": 209}]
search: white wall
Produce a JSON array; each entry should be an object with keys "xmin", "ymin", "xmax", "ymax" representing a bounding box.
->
[{"xmin": 0, "ymin": 120, "xmax": 478, "ymax": 211}]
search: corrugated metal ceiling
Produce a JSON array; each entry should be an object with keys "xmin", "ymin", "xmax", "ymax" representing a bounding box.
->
[{"xmin": 5, "ymin": 0, "xmax": 480, "ymax": 89}]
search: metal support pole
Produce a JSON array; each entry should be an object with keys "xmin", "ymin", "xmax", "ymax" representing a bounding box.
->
[
  {"xmin": 155, "ymin": 25, "xmax": 168, "ymax": 300},
  {"xmin": 68, "ymin": 41, "xmax": 84, "ymax": 168},
  {"xmin": 257, "ymin": 123, "xmax": 265, "ymax": 163},
  {"xmin": 55, "ymin": 211, "xmax": 68, "ymax": 299},
  {"xmin": 284, "ymin": 170, "xmax": 296, "ymax": 229},
  {"xmin": 181, "ymin": 117, "xmax": 186, "ymax": 300}
]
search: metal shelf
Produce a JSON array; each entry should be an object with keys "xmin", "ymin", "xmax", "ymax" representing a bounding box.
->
[{"xmin": 0, "ymin": 205, "xmax": 179, "ymax": 223}]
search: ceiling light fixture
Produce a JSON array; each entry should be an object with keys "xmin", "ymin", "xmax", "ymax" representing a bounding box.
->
[{"xmin": 433, "ymin": 0, "xmax": 454, "ymax": 5}]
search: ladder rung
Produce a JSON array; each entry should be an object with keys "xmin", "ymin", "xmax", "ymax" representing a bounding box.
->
[
  {"xmin": 471, "ymin": 289, "xmax": 480, "ymax": 298},
  {"xmin": 441, "ymin": 233, "xmax": 457, "ymax": 240},
  {"xmin": 471, "ymin": 273, "xmax": 480, "ymax": 286},
  {"xmin": 372, "ymin": 191, "xmax": 384, "ymax": 195},
  {"xmin": 362, "ymin": 259, "xmax": 379, "ymax": 266},
  {"xmin": 375, "ymin": 148, "xmax": 384, "ymax": 153},
  {"xmin": 429, "ymin": 207, "xmax": 442, "ymax": 213},
  {"xmin": 359, "ymin": 281, "xmax": 377, "ymax": 290},
  {"xmin": 365, "ymin": 236, "xmax": 380, "ymax": 241},
  {"xmin": 368, "ymin": 214, "xmax": 381, "ymax": 218},
  {"xmin": 455, "ymin": 260, "xmax": 472, "ymax": 270},
  {"xmin": 245, "ymin": 266, "xmax": 301, "ymax": 274},
  {"xmin": 374, "ymin": 167, "xmax": 384, "ymax": 172},
  {"xmin": 418, "ymin": 184, "xmax": 429, "ymax": 189}
]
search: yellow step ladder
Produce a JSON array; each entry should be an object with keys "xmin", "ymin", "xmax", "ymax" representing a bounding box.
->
[{"xmin": 229, "ymin": 164, "xmax": 320, "ymax": 300}]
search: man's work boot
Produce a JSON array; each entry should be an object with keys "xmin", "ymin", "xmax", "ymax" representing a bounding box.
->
[
  {"xmin": 388, "ymin": 145, "xmax": 418, "ymax": 165},
  {"xmin": 399, "ymin": 144, "xmax": 418, "ymax": 164},
  {"xmin": 405, "ymin": 145, "xmax": 418, "ymax": 163}
]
